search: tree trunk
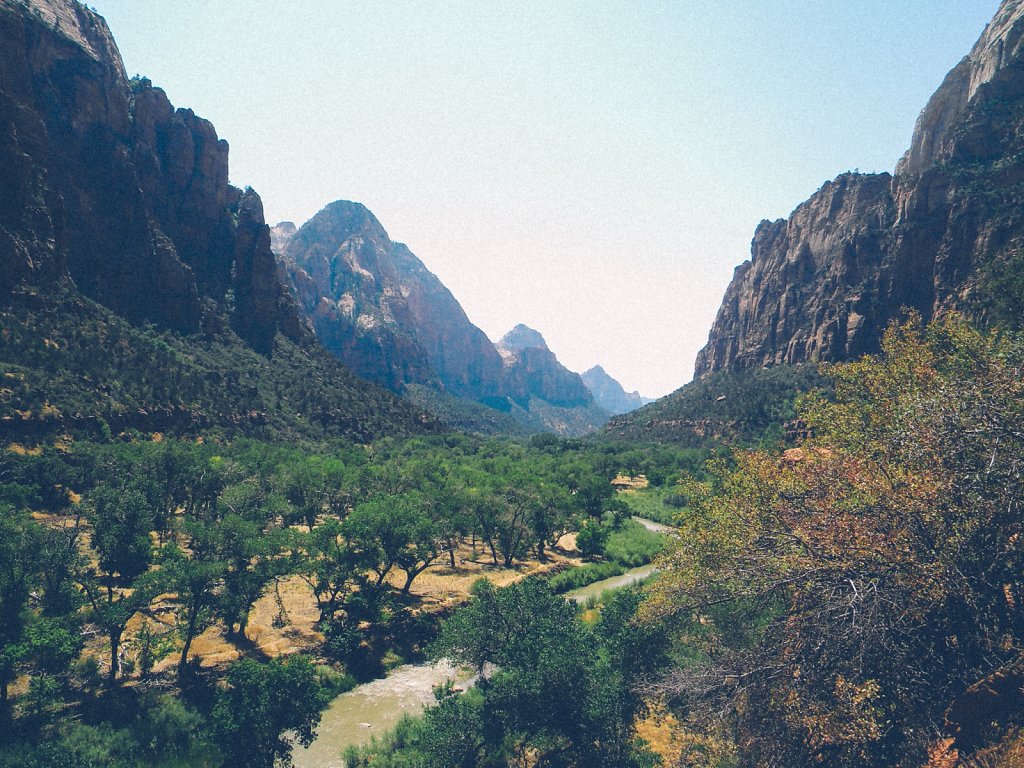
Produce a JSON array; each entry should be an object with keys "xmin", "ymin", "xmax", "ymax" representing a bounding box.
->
[
  {"xmin": 109, "ymin": 627, "xmax": 122, "ymax": 683},
  {"xmin": 238, "ymin": 610, "xmax": 250, "ymax": 638},
  {"xmin": 178, "ymin": 606, "xmax": 198, "ymax": 677}
]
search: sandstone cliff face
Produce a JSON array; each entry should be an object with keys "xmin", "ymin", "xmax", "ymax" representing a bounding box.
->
[
  {"xmin": 899, "ymin": 0, "xmax": 1024, "ymax": 175},
  {"xmin": 270, "ymin": 221, "xmax": 297, "ymax": 254},
  {"xmin": 0, "ymin": 0, "xmax": 292, "ymax": 353},
  {"xmin": 278, "ymin": 201, "xmax": 506, "ymax": 398},
  {"xmin": 496, "ymin": 325, "xmax": 593, "ymax": 408},
  {"xmin": 277, "ymin": 209, "xmax": 607, "ymax": 433},
  {"xmin": 696, "ymin": 0, "xmax": 1024, "ymax": 377},
  {"xmin": 581, "ymin": 365, "xmax": 651, "ymax": 415}
]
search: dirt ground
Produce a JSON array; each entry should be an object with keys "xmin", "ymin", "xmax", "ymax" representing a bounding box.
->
[{"xmin": 139, "ymin": 534, "xmax": 582, "ymax": 674}]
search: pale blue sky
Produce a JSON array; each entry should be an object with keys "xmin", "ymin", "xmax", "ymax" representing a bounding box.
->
[{"xmin": 90, "ymin": 1, "xmax": 1001, "ymax": 397}]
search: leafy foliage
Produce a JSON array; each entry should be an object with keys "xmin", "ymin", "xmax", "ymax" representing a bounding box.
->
[
  {"xmin": 211, "ymin": 655, "xmax": 328, "ymax": 768},
  {"xmin": 604, "ymin": 364, "xmax": 828, "ymax": 448},
  {"xmin": 0, "ymin": 289, "xmax": 436, "ymax": 443},
  {"xmin": 646, "ymin": 316, "xmax": 1024, "ymax": 766},
  {"xmin": 350, "ymin": 578, "xmax": 662, "ymax": 768}
]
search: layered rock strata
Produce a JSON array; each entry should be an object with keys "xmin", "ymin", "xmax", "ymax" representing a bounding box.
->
[
  {"xmin": 0, "ymin": 0, "xmax": 294, "ymax": 353},
  {"xmin": 696, "ymin": 0, "xmax": 1024, "ymax": 376}
]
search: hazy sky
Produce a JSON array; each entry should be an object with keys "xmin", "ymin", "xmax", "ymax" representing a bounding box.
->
[{"xmin": 90, "ymin": 1, "xmax": 1001, "ymax": 398}]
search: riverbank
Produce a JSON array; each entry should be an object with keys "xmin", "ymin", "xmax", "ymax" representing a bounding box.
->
[{"xmin": 292, "ymin": 517, "xmax": 671, "ymax": 766}]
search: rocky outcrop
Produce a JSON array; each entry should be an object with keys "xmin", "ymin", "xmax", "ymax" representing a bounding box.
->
[
  {"xmin": 898, "ymin": 1, "xmax": 1024, "ymax": 175},
  {"xmin": 581, "ymin": 365, "xmax": 651, "ymax": 415},
  {"xmin": 696, "ymin": 0, "xmax": 1024, "ymax": 377},
  {"xmin": 496, "ymin": 325, "xmax": 593, "ymax": 408},
  {"xmin": 496, "ymin": 323, "xmax": 549, "ymax": 352},
  {"xmin": 270, "ymin": 221, "xmax": 297, "ymax": 254},
  {"xmin": 0, "ymin": 0, "xmax": 294, "ymax": 353},
  {"xmin": 278, "ymin": 201, "xmax": 506, "ymax": 398}
]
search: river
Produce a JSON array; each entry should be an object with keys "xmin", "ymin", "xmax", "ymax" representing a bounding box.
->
[
  {"xmin": 292, "ymin": 517, "xmax": 668, "ymax": 768},
  {"xmin": 292, "ymin": 661, "xmax": 473, "ymax": 768}
]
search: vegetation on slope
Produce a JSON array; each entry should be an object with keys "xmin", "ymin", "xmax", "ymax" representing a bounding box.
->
[
  {"xmin": 645, "ymin": 316, "xmax": 1024, "ymax": 766},
  {"xmin": 603, "ymin": 363, "xmax": 828, "ymax": 448},
  {"xmin": 0, "ymin": 288, "xmax": 436, "ymax": 443},
  {"xmin": 0, "ymin": 425, "xmax": 699, "ymax": 767}
]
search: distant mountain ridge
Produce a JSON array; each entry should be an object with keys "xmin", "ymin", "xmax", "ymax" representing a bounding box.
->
[
  {"xmin": 275, "ymin": 206, "xmax": 609, "ymax": 435},
  {"xmin": 581, "ymin": 366, "xmax": 651, "ymax": 415}
]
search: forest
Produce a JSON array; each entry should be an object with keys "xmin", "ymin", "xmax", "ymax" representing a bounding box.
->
[{"xmin": 2, "ymin": 314, "xmax": 1023, "ymax": 767}]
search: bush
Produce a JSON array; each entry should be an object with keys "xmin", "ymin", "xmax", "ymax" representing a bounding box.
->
[
  {"xmin": 547, "ymin": 561, "xmax": 626, "ymax": 594},
  {"xmin": 603, "ymin": 521, "xmax": 664, "ymax": 568}
]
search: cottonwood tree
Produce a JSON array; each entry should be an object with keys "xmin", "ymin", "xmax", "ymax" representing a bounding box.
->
[
  {"xmin": 80, "ymin": 486, "xmax": 158, "ymax": 683},
  {"xmin": 645, "ymin": 317, "xmax": 1024, "ymax": 767},
  {"xmin": 211, "ymin": 655, "xmax": 327, "ymax": 768}
]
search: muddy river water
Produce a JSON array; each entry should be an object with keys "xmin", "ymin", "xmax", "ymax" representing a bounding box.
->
[{"xmin": 292, "ymin": 517, "xmax": 667, "ymax": 767}]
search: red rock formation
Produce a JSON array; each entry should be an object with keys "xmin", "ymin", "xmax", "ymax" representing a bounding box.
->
[
  {"xmin": 277, "ymin": 201, "xmax": 505, "ymax": 398},
  {"xmin": 696, "ymin": 0, "xmax": 1024, "ymax": 377},
  {"xmin": 0, "ymin": 0, "xmax": 293, "ymax": 353}
]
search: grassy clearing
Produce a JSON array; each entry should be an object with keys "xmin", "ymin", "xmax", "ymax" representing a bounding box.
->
[
  {"xmin": 618, "ymin": 486, "xmax": 685, "ymax": 526},
  {"xmin": 548, "ymin": 561, "xmax": 627, "ymax": 593},
  {"xmin": 604, "ymin": 519, "xmax": 663, "ymax": 566},
  {"xmin": 548, "ymin": 520, "xmax": 664, "ymax": 594}
]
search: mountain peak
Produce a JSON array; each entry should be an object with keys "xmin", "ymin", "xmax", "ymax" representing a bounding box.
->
[
  {"xmin": 268, "ymin": 221, "xmax": 296, "ymax": 255},
  {"xmin": 581, "ymin": 366, "xmax": 651, "ymax": 415},
  {"xmin": 290, "ymin": 200, "xmax": 389, "ymax": 248},
  {"xmin": 498, "ymin": 324, "xmax": 549, "ymax": 352}
]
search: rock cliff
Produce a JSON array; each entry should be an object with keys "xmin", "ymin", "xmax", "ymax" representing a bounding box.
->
[
  {"xmin": 696, "ymin": 0, "xmax": 1024, "ymax": 377},
  {"xmin": 0, "ymin": 0, "xmax": 437, "ymax": 443},
  {"xmin": 277, "ymin": 209, "xmax": 609, "ymax": 434},
  {"xmin": 0, "ymin": 0, "xmax": 293, "ymax": 353},
  {"xmin": 277, "ymin": 201, "xmax": 506, "ymax": 399},
  {"xmin": 496, "ymin": 325, "xmax": 594, "ymax": 408},
  {"xmin": 581, "ymin": 365, "xmax": 651, "ymax": 415}
]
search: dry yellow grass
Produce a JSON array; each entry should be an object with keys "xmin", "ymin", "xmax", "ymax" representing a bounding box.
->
[
  {"xmin": 635, "ymin": 706, "xmax": 683, "ymax": 766},
  {"xmin": 612, "ymin": 474, "xmax": 649, "ymax": 490},
  {"xmin": 146, "ymin": 538, "xmax": 582, "ymax": 674},
  {"xmin": 7, "ymin": 442, "xmax": 42, "ymax": 456}
]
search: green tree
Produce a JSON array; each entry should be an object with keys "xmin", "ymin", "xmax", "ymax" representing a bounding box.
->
[
  {"xmin": 80, "ymin": 486, "xmax": 159, "ymax": 683},
  {"xmin": 0, "ymin": 505, "xmax": 43, "ymax": 708},
  {"xmin": 435, "ymin": 578, "xmax": 653, "ymax": 767},
  {"xmin": 344, "ymin": 494, "xmax": 441, "ymax": 589},
  {"xmin": 295, "ymin": 519, "xmax": 367, "ymax": 623},
  {"xmin": 90, "ymin": 485, "xmax": 155, "ymax": 581},
  {"xmin": 159, "ymin": 544, "xmax": 224, "ymax": 678},
  {"xmin": 211, "ymin": 655, "xmax": 328, "ymax": 768}
]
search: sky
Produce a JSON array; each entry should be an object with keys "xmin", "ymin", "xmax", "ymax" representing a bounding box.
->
[{"xmin": 89, "ymin": 0, "xmax": 1002, "ymax": 398}]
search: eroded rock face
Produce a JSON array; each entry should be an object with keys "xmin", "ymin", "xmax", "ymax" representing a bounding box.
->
[
  {"xmin": 269, "ymin": 221, "xmax": 297, "ymax": 254},
  {"xmin": 278, "ymin": 201, "xmax": 506, "ymax": 398},
  {"xmin": 496, "ymin": 325, "xmax": 593, "ymax": 408},
  {"xmin": 696, "ymin": 0, "xmax": 1024, "ymax": 377},
  {"xmin": 898, "ymin": 0, "xmax": 1024, "ymax": 176},
  {"xmin": 581, "ymin": 365, "xmax": 650, "ymax": 415},
  {"xmin": 0, "ymin": 0, "xmax": 293, "ymax": 353}
]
